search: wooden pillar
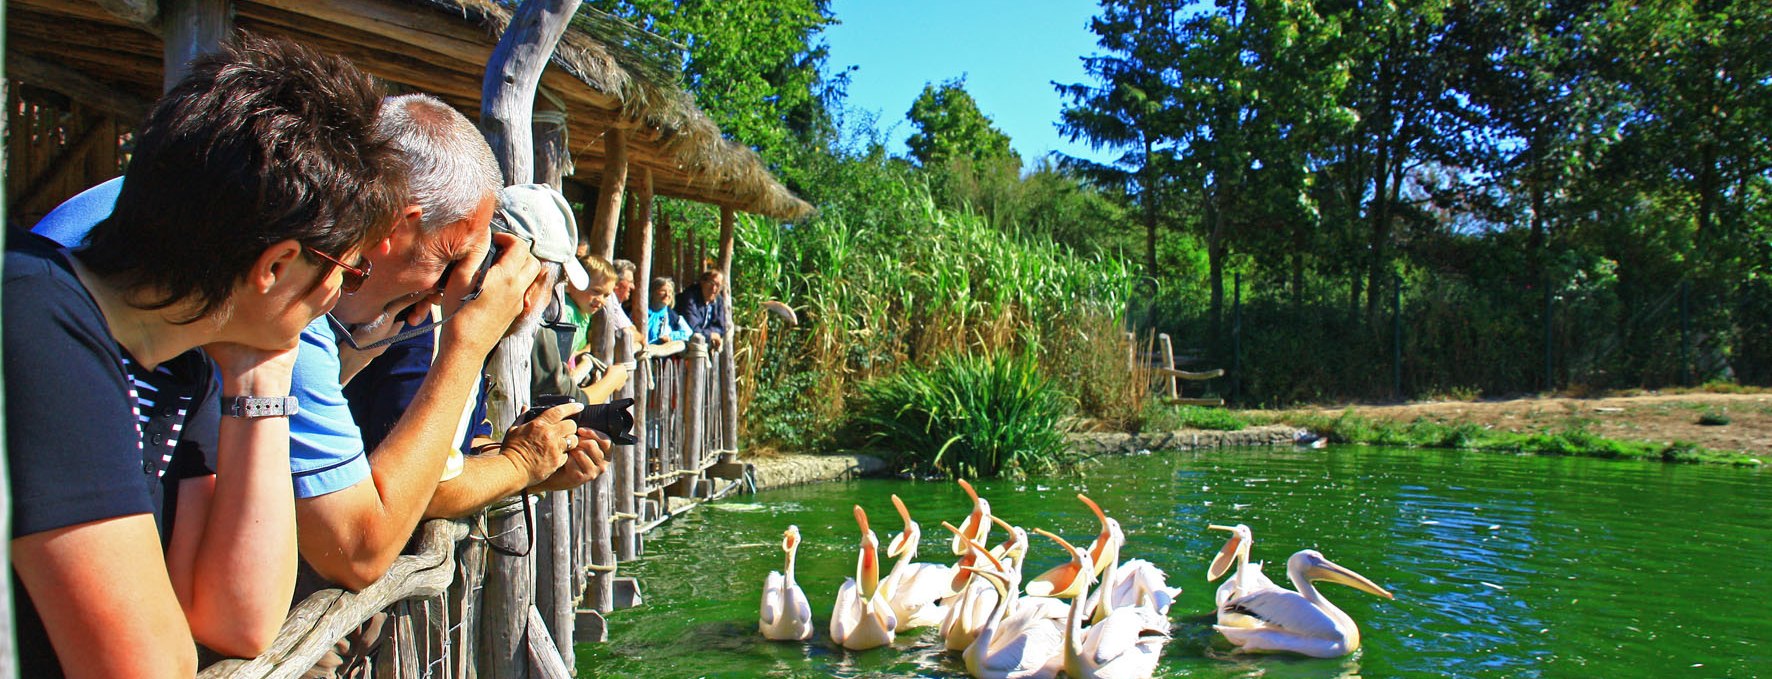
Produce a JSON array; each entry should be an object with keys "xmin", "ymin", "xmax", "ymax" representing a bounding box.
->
[
  {"xmin": 529, "ymin": 104, "xmax": 575, "ymax": 671},
  {"xmin": 586, "ymin": 314, "xmax": 615, "ymax": 613},
  {"xmin": 612, "ymin": 328, "xmax": 639, "ymax": 561},
  {"xmin": 479, "ymin": 2, "xmax": 583, "ymax": 674},
  {"xmin": 624, "ymin": 169, "xmax": 654, "ymax": 327},
  {"xmin": 161, "ymin": 0, "xmax": 230, "ymax": 92},
  {"xmin": 716, "ymin": 207, "xmax": 739, "ymax": 455},
  {"xmin": 590, "ymin": 128, "xmax": 629, "ymax": 260},
  {"xmin": 672, "ymin": 336, "xmax": 709, "ymax": 497}
]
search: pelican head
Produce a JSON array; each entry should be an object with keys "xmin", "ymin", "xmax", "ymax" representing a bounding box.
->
[
  {"xmin": 1078, "ymin": 494, "xmax": 1123, "ymax": 577},
  {"xmin": 1027, "ymin": 528, "xmax": 1095, "ymax": 599},
  {"xmin": 1207, "ymin": 523, "xmax": 1254, "ymax": 581},
  {"xmin": 943, "ymin": 520, "xmax": 1014, "ymax": 588},
  {"xmin": 987, "ymin": 516, "xmax": 1029, "ymax": 569},
  {"xmin": 951, "ymin": 479, "xmax": 993, "ymax": 556},
  {"xmin": 854, "ymin": 505, "xmax": 882, "ymax": 599},
  {"xmin": 887, "ymin": 494, "xmax": 920, "ymax": 560},
  {"xmin": 1292, "ymin": 549, "xmax": 1394, "ymax": 600}
]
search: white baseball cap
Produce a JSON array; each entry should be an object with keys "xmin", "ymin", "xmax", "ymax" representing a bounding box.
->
[{"xmin": 493, "ymin": 183, "xmax": 590, "ymax": 291}]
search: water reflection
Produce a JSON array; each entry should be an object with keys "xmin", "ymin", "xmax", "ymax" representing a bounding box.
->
[{"xmin": 580, "ymin": 447, "xmax": 1771, "ymax": 678}]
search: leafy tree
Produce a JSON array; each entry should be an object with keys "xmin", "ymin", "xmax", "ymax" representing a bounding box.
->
[{"xmin": 904, "ymin": 77, "xmax": 1019, "ymax": 171}]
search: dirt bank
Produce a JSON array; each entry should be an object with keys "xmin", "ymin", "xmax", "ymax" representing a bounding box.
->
[{"xmin": 1275, "ymin": 393, "xmax": 1772, "ymax": 456}]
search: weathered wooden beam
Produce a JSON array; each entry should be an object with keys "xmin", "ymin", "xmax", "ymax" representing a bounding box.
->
[
  {"xmin": 1154, "ymin": 367, "xmax": 1226, "ymax": 381},
  {"xmin": 6, "ymin": 54, "xmax": 151, "ymax": 124},
  {"xmin": 481, "ymin": 0, "xmax": 581, "ymax": 187},
  {"xmin": 94, "ymin": 0, "xmax": 161, "ymax": 31},
  {"xmin": 160, "ymin": 0, "xmax": 230, "ymax": 92},
  {"xmin": 589, "ymin": 128, "xmax": 628, "ymax": 261},
  {"xmin": 625, "ymin": 168, "xmax": 654, "ymax": 326},
  {"xmin": 14, "ymin": 116, "xmax": 113, "ymax": 218},
  {"xmin": 529, "ymin": 102, "xmax": 575, "ymax": 670},
  {"xmin": 672, "ymin": 336, "xmax": 709, "ymax": 498},
  {"xmin": 611, "ymin": 328, "xmax": 638, "ymax": 562}
]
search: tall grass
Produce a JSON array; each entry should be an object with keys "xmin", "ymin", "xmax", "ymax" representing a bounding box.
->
[
  {"xmin": 848, "ymin": 351, "xmax": 1070, "ymax": 478},
  {"xmin": 730, "ymin": 171, "xmax": 1139, "ymax": 449}
]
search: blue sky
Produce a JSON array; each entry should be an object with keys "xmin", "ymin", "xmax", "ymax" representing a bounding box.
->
[{"xmin": 823, "ymin": 0, "xmax": 1117, "ymax": 168}]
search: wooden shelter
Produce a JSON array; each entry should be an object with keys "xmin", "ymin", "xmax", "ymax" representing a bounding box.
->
[{"xmin": 6, "ymin": 0, "xmax": 813, "ymax": 226}]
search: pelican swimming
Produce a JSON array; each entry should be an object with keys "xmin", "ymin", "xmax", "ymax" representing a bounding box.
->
[
  {"xmin": 941, "ymin": 520, "xmax": 1003, "ymax": 652},
  {"xmin": 1206, "ymin": 523, "xmax": 1277, "ymax": 628},
  {"xmin": 831, "ymin": 506, "xmax": 898, "ymax": 650},
  {"xmin": 759, "ymin": 525, "xmax": 815, "ymax": 641},
  {"xmin": 1078, "ymin": 495, "xmax": 1179, "ymax": 618},
  {"xmin": 1032, "ymin": 529, "xmax": 1168, "ymax": 679},
  {"xmin": 952, "ymin": 529, "xmax": 1064, "ymax": 679},
  {"xmin": 1216, "ymin": 549, "xmax": 1394, "ymax": 658},
  {"xmin": 880, "ymin": 494, "xmax": 956, "ymax": 631}
]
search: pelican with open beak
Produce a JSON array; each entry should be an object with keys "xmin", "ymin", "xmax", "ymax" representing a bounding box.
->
[
  {"xmin": 832, "ymin": 505, "xmax": 898, "ymax": 650},
  {"xmin": 951, "ymin": 479, "xmax": 994, "ymax": 557},
  {"xmin": 1078, "ymin": 495, "xmax": 1179, "ymax": 619},
  {"xmin": 1033, "ymin": 529, "xmax": 1169, "ymax": 679},
  {"xmin": 1206, "ymin": 523, "xmax": 1277, "ymax": 628},
  {"xmin": 880, "ymin": 495, "xmax": 956, "ymax": 631},
  {"xmin": 759, "ymin": 525, "xmax": 815, "ymax": 641},
  {"xmin": 951, "ymin": 527, "xmax": 1064, "ymax": 678},
  {"xmin": 1216, "ymin": 549, "xmax": 1394, "ymax": 658}
]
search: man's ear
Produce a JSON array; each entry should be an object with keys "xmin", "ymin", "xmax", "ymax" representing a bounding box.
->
[{"xmin": 251, "ymin": 239, "xmax": 306, "ymax": 294}]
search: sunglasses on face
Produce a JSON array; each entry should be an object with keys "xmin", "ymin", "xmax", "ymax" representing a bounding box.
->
[{"xmin": 305, "ymin": 245, "xmax": 372, "ymax": 294}]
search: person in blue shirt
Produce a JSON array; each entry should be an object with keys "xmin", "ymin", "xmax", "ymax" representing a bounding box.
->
[
  {"xmin": 647, "ymin": 276, "xmax": 694, "ymax": 344},
  {"xmin": 6, "ymin": 37, "xmax": 406, "ymax": 677},
  {"xmin": 676, "ymin": 269, "xmax": 729, "ymax": 350}
]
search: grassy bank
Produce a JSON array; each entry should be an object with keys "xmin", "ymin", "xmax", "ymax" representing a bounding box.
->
[{"xmin": 1136, "ymin": 403, "xmax": 1765, "ymax": 466}]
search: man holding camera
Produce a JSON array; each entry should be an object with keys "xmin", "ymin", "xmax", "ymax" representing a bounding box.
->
[{"xmin": 287, "ymin": 94, "xmax": 608, "ymax": 591}]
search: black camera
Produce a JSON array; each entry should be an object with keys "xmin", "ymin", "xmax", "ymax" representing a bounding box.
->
[
  {"xmin": 515, "ymin": 394, "xmax": 637, "ymax": 446},
  {"xmin": 458, "ymin": 240, "xmax": 502, "ymax": 302}
]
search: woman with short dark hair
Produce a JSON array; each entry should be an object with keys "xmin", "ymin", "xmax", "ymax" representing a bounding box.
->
[{"xmin": 4, "ymin": 35, "xmax": 406, "ymax": 677}]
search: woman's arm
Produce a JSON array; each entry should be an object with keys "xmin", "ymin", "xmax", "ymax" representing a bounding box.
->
[
  {"xmin": 14, "ymin": 517, "xmax": 199, "ymax": 678},
  {"xmin": 164, "ymin": 344, "xmax": 300, "ymax": 658}
]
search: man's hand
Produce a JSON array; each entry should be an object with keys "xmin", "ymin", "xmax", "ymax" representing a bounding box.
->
[
  {"xmin": 499, "ymin": 401, "xmax": 580, "ymax": 486},
  {"xmin": 531, "ymin": 428, "xmax": 611, "ymax": 491},
  {"xmin": 440, "ymin": 232, "xmax": 543, "ymax": 356}
]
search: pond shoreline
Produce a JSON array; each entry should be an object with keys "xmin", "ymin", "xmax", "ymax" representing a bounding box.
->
[{"xmin": 745, "ymin": 424, "xmax": 1302, "ymax": 491}]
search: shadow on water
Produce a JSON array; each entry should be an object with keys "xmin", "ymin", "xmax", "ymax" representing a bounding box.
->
[{"xmin": 578, "ymin": 446, "xmax": 1771, "ymax": 678}]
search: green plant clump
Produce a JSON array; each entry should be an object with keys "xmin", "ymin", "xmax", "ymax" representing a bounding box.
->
[
  {"xmin": 1287, "ymin": 410, "xmax": 1757, "ymax": 465},
  {"xmin": 1144, "ymin": 404, "xmax": 1249, "ymax": 431},
  {"xmin": 850, "ymin": 351, "xmax": 1070, "ymax": 479},
  {"xmin": 1697, "ymin": 410, "xmax": 1731, "ymax": 426}
]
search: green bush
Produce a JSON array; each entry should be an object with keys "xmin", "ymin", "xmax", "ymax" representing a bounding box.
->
[
  {"xmin": 1145, "ymin": 404, "xmax": 1249, "ymax": 431},
  {"xmin": 849, "ymin": 351, "xmax": 1070, "ymax": 478},
  {"xmin": 1697, "ymin": 410, "xmax": 1731, "ymax": 426}
]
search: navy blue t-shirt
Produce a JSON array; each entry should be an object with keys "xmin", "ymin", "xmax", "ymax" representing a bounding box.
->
[
  {"xmin": 4, "ymin": 231, "xmax": 219, "ymax": 676},
  {"xmin": 343, "ymin": 327, "xmax": 492, "ymax": 454}
]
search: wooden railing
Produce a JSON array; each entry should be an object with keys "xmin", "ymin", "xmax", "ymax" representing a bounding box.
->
[{"xmin": 202, "ymin": 326, "xmax": 746, "ymax": 678}]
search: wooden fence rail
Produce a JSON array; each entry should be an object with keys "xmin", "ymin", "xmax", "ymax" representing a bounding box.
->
[{"xmin": 205, "ymin": 327, "xmax": 744, "ymax": 678}]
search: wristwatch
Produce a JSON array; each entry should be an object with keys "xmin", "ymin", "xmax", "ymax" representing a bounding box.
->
[{"xmin": 225, "ymin": 396, "xmax": 301, "ymax": 418}]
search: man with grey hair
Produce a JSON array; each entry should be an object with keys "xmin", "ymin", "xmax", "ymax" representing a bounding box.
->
[{"xmin": 288, "ymin": 93, "xmax": 596, "ymax": 591}]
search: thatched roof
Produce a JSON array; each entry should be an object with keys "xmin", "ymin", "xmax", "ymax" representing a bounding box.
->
[{"xmin": 5, "ymin": 0, "xmax": 814, "ymax": 220}]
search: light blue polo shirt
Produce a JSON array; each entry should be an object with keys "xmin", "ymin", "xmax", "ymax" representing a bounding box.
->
[{"xmin": 32, "ymin": 178, "xmax": 370, "ymax": 499}]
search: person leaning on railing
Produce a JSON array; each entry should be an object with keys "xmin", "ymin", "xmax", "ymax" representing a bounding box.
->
[
  {"xmin": 4, "ymin": 36, "xmax": 407, "ymax": 678},
  {"xmin": 647, "ymin": 277, "xmax": 695, "ymax": 344},
  {"xmin": 676, "ymin": 268, "xmax": 729, "ymax": 350}
]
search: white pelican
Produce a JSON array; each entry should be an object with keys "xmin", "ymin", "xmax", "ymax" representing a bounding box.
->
[
  {"xmin": 759, "ymin": 525, "xmax": 815, "ymax": 641},
  {"xmin": 1206, "ymin": 523, "xmax": 1277, "ymax": 628},
  {"xmin": 1078, "ymin": 495, "xmax": 1180, "ymax": 619},
  {"xmin": 951, "ymin": 479, "xmax": 994, "ymax": 557},
  {"xmin": 831, "ymin": 505, "xmax": 898, "ymax": 650},
  {"xmin": 952, "ymin": 531, "xmax": 1064, "ymax": 678},
  {"xmin": 880, "ymin": 494, "xmax": 956, "ymax": 631},
  {"xmin": 941, "ymin": 520, "xmax": 1002, "ymax": 652},
  {"xmin": 1032, "ymin": 529, "xmax": 1168, "ymax": 679},
  {"xmin": 1216, "ymin": 549, "xmax": 1394, "ymax": 658}
]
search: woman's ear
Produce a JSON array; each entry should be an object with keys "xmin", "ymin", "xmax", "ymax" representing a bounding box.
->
[{"xmin": 251, "ymin": 239, "xmax": 305, "ymax": 295}]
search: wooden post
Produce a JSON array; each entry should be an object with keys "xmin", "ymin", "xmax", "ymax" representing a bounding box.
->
[
  {"xmin": 480, "ymin": 2, "xmax": 583, "ymax": 674},
  {"xmin": 1, "ymin": 48, "xmax": 15, "ymax": 679},
  {"xmin": 586, "ymin": 315, "xmax": 615, "ymax": 613},
  {"xmin": 161, "ymin": 0, "xmax": 230, "ymax": 92},
  {"xmin": 1159, "ymin": 333, "xmax": 1178, "ymax": 399},
  {"xmin": 625, "ymin": 168, "xmax": 654, "ymax": 327},
  {"xmin": 530, "ymin": 105, "xmax": 574, "ymax": 670},
  {"xmin": 1125, "ymin": 331, "xmax": 1136, "ymax": 376},
  {"xmin": 612, "ymin": 328, "xmax": 638, "ymax": 561},
  {"xmin": 716, "ymin": 207, "xmax": 739, "ymax": 456},
  {"xmin": 590, "ymin": 129, "xmax": 629, "ymax": 260},
  {"xmin": 672, "ymin": 336, "xmax": 709, "ymax": 497}
]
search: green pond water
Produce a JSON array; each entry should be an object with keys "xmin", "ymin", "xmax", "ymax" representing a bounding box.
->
[{"xmin": 576, "ymin": 447, "xmax": 1770, "ymax": 678}]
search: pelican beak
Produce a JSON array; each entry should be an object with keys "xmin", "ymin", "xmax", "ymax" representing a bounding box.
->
[
  {"xmin": 783, "ymin": 525, "xmax": 801, "ymax": 554},
  {"xmin": 1206, "ymin": 524, "xmax": 1246, "ymax": 581},
  {"xmin": 988, "ymin": 516, "xmax": 1022, "ymax": 561},
  {"xmin": 1027, "ymin": 528, "xmax": 1092, "ymax": 599},
  {"xmin": 1079, "ymin": 495, "xmax": 1115, "ymax": 577},
  {"xmin": 1309, "ymin": 557, "xmax": 1394, "ymax": 600},
  {"xmin": 943, "ymin": 519, "xmax": 1008, "ymax": 593},
  {"xmin": 855, "ymin": 506, "xmax": 880, "ymax": 598},
  {"xmin": 952, "ymin": 479, "xmax": 989, "ymax": 556},
  {"xmin": 962, "ymin": 566, "xmax": 1013, "ymax": 598},
  {"xmin": 888, "ymin": 495, "xmax": 918, "ymax": 559}
]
